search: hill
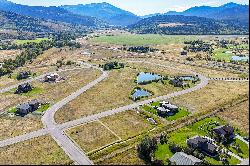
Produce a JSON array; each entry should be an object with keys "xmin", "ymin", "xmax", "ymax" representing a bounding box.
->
[
  {"xmin": 0, "ymin": 10, "xmax": 75, "ymax": 33},
  {"xmin": 0, "ymin": 0, "xmax": 105, "ymax": 27},
  {"xmin": 165, "ymin": 2, "xmax": 249, "ymax": 23},
  {"xmin": 61, "ymin": 2, "xmax": 141, "ymax": 26},
  {"xmin": 128, "ymin": 15, "xmax": 249, "ymax": 35}
]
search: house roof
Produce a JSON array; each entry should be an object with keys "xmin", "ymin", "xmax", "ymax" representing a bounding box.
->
[
  {"xmin": 170, "ymin": 152, "xmax": 202, "ymax": 165},
  {"xmin": 213, "ymin": 125, "xmax": 234, "ymax": 135},
  {"xmin": 17, "ymin": 103, "xmax": 31, "ymax": 110}
]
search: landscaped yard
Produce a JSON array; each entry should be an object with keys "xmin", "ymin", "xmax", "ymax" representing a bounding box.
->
[
  {"xmin": 213, "ymin": 48, "xmax": 234, "ymax": 62},
  {"xmin": 154, "ymin": 143, "xmax": 173, "ymax": 163},
  {"xmin": 0, "ymin": 135, "xmax": 73, "ymax": 165},
  {"xmin": 141, "ymin": 101, "xmax": 190, "ymax": 121},
  {"xmin": 229, "ymin": 138, "xmax": 249, "ymax": 159}
]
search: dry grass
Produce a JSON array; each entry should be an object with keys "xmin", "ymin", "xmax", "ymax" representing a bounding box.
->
[
  {"xmin": 66, "ymin": 121, "xmax": 119, "ymax": 153},
  {"xmin": 96, "ymin": 147, "xmax": 145, "ymax": 165},
  {"xmin": 217, "ymin": 99, "xmax": 249, "ymax": 134},
  {"xmin": 100, "ymin": 110, "xmax": 153, "ymax": 140},
  {"xmin": 0, "ymin": 115, "xmax": 42, "ymax": 141},
  {"xmin": 55, "ymin": 64, "xmax": 187, "ymax": 124},
  {"xmin": 0, "ymin": 135, "xmax": 73, "ymax": 165},
  {"xmin": 0, "ymin": 50, "xmax": 21, "ymax": 61},
  {"xmin": 170, "ymin": 81, "xmax": 249, "ymax": 113}
]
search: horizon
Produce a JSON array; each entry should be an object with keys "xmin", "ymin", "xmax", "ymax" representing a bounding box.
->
[{"xmin": 7, "ymin": 0, "xmax": 249, "ymax": 16}]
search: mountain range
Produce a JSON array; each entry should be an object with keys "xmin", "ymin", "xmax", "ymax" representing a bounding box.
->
[
  {"xmin": 165, "ymin": 2, "xmax": 249, "ymax": 23},
  {"xmin": 61, "ymin": 2, "xmax": 141, "ymax": 26},
  {"xmin": 0, "ymin": 0, "xmax": 248, "ymax": 35},
  {"xmin": 0, "ymin": 0, "xmax": 105, "ymax": 27}
]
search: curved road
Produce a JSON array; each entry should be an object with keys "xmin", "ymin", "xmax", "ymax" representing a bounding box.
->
[{"xmin": 0, "ymin": 61, "xmax": 209, "ymax": 165}]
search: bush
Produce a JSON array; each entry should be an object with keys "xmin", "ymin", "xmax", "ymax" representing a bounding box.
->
[{"xmin": 138, "ymin": 136, "xmax": 157, "ymax": 161}]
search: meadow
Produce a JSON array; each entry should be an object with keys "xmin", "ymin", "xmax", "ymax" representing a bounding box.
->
[{"xmin": 91, "ymin": 34, "xmax": 197, "ymax": 46}]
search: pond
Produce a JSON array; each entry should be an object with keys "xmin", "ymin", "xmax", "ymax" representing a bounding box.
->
[
  {"xmin": 231, "ymin": 56, "xmax": 249, "ymax": 62},
  {"xmin": 178, "ymin": 76, "xmax": 195, "ymax": 81},
  {"xmin": 131, "ymin": 89, "xmax": 152, "ymax": 100},
  {"xmin": 137, "ymin": 72, "xmax": 162, "ymax": 84}
]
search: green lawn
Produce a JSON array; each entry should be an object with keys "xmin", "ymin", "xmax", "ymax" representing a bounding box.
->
[
  {"xmin": 7, "ymin": 107, "xmax": 17, "ymax": 113},
  {"xmin": 20, "ymin": 87, "xmax": 43, "ymax": 96},
  {"xmin": 141, "ymin": 103, "xmax": 190, "ymax": 121},
  {"xmin": 205, "ymin": 155, "xmax": 241, "ymax": 165},
  {"xmin": 34, "ymin": 104, "xmax": 50, "ymax": 113},
  {"xmin": 213, "ymin": 48, "xmax": 234, "ymax": 62},
  {"xmin": 229, "ymin": 138, "xmax": 249, "ymax": 159},
  {"xmin": 14, "ymin": 38, "xmax": 49, "ymax": 45},
  {"xmin": 165, "ymin": 107, "xmax": 190, "ymax": 121},
  {"xmin": 92, "ymin": 34, "xmax": 197, "ymax": 46},
  {"xmin": 167, "ymin": 127, "xmax": 198, "ymax": 148},
  {"xmin": 154, "ymin": 143, "xmax": 173, "ymax": 164},
  {"xmin": 188, "ymin": 117, "xmax": 225, "ymax": 136}
]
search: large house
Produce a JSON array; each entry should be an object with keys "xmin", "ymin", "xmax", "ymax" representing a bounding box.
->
[
  {"xmin": 170, "ymin": 152, "xmax": 202, "ymax": 165},
  {"xmin": 169, "ymin": 78, "xmax": 189, "ymax": 88},
  {"xmin": 157, "ymin": 101, "xmax": 179, "ymax": 116},
  {"xmin": 15, "ymin": 83, "xmax": 32, "ymax": 94},
  {"xmin": 16, "ymin": 100, "xmax": 40, "ymax": 116},
  {"xmin": 16, "ymin": 71, "xmax": 30, "ymax": 80},
  {"xmin": 187, "ymin": 135, "xmax": 218, "ymax": 157},
  {"xmin": 213, "ymin": 125, "xmax": 235, "ymax": 142},
  {"xmin": 44, "ymin": 73, "xmax": 60, "ymax": 82}
]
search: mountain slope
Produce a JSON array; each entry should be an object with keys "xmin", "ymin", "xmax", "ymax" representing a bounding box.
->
[
  {"xmin": 129, "ymin": 15, "xmax": 249, "ymax": 35},
  {"xmin": 165, "ymin": 2, "xmax": 249, "ymax": 22},
  {"xmin": 0, "ymin": 10, "xmax": 73, "ymax": 33},
  {"xmin": 61, "ymin": 2, "xmax": 141, "ymax": 26},
  {"xmin": 0, "ymin": 0, "xmax": 105, "ymax": 27}
]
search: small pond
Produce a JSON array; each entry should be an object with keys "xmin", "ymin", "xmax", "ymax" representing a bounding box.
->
[
  {"xmin": 231, "ymin": 56, "xmax": 249, "ymax": 62},
  {"xmin": 137, "ymin": 72, "xmax": 162, "ymax": 84},
  {"xmin": 131, "ymin": 89, "xmax": 152, "ymax": 100}
]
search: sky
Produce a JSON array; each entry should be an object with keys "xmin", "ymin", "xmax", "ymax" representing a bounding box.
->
[{"xmin": 8, "ymin": 0, "xmax": 249, "ymax": 16}]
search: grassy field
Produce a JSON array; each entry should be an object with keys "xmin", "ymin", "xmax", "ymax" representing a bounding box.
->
[
  {"xmin": 99, "ymin": 110, "xmax": 153, "ymax": 140},
  {"xmin": 213, "ymin": 48, "xmax": 234, "ymax": 62},
  {"xmin": 0, "ymin": 115, "xmax": 42, "ymax": 141},
  {"xmin": 66, "ymin": 121, "xmax": 120, "ymax": 153},
  {"xmin": 14, "ymin": 38, "xmax": 49, "ymax": 45},
  {"xmin": 228, "ymin": 138, "xmax": 249, "ymax": 159},
  {"xmin": 216, "ymin": 100, "xmax": 249, "ymax": 134},
  {"xmin": 170, "ymin": 81, "xmax": 249, "ymax": 113},
  {"xmin": 91, "ymin": 34, "xmax": 197, "ymax": 46},
  {"xmin": 0, "ymin": 135, "xmax": 73, "ymax": 165},
  {"xmin": 55, "ymin": 63, "xmax": 189, "ymax": 123}
]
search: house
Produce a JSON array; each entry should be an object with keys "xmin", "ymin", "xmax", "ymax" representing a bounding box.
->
[
  {"xmin": 170, "ymin": 152, "xmax": 202, "ymax": 165},
  {"xmin": 187, "ymin": 135, "xmax": 218, "ymax": 157},
  {"xmin": 44, "ymin": 73, "xmax": 60, "ymax": 82},
  {"xmin": 16, "ymin": 100, "xmax": 40, "ymax": 116},
  {"xmin": 170, "ymin": 78, "xmax": 188, "ymax": 88},
  {"xmin": 157, "ymin": 102, "xmax": 179, "ymax": 116},
  {"xmin": 16, "ymin": 103, "xmax": 32, "ymax": 116},
  {"xmin": 181, "ymin": 51, "xmax": 188, "ymax": 56},
  {"xmin": 213, "ymin": 125, "xmax": 235, "ymax": 142},
  {"xmin": 16, "ymin": 71, "xmax": 30, "ymax": 80},
  {"xmin": 15, "ymin": 83, "xmax": 32, "ymax": 94}
]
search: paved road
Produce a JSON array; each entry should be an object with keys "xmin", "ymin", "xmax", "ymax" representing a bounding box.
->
[
  {"xmin": 0, "ymin": 66, "xmax": 90, "ymax": 94},
  {"xmin": 239, "ymin": 158, "xmax": 249, "ymax": 165},
  {"xmin": 0, "ymin": 128, "xmax": 49, "ymax": 148},
  {"xmin": 0, "ymin": 61, "xmax": 209, "ymax": 165},
  {"xmin": 209, "ymin": 77, "xmax": 249, "ymax": 82}
]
